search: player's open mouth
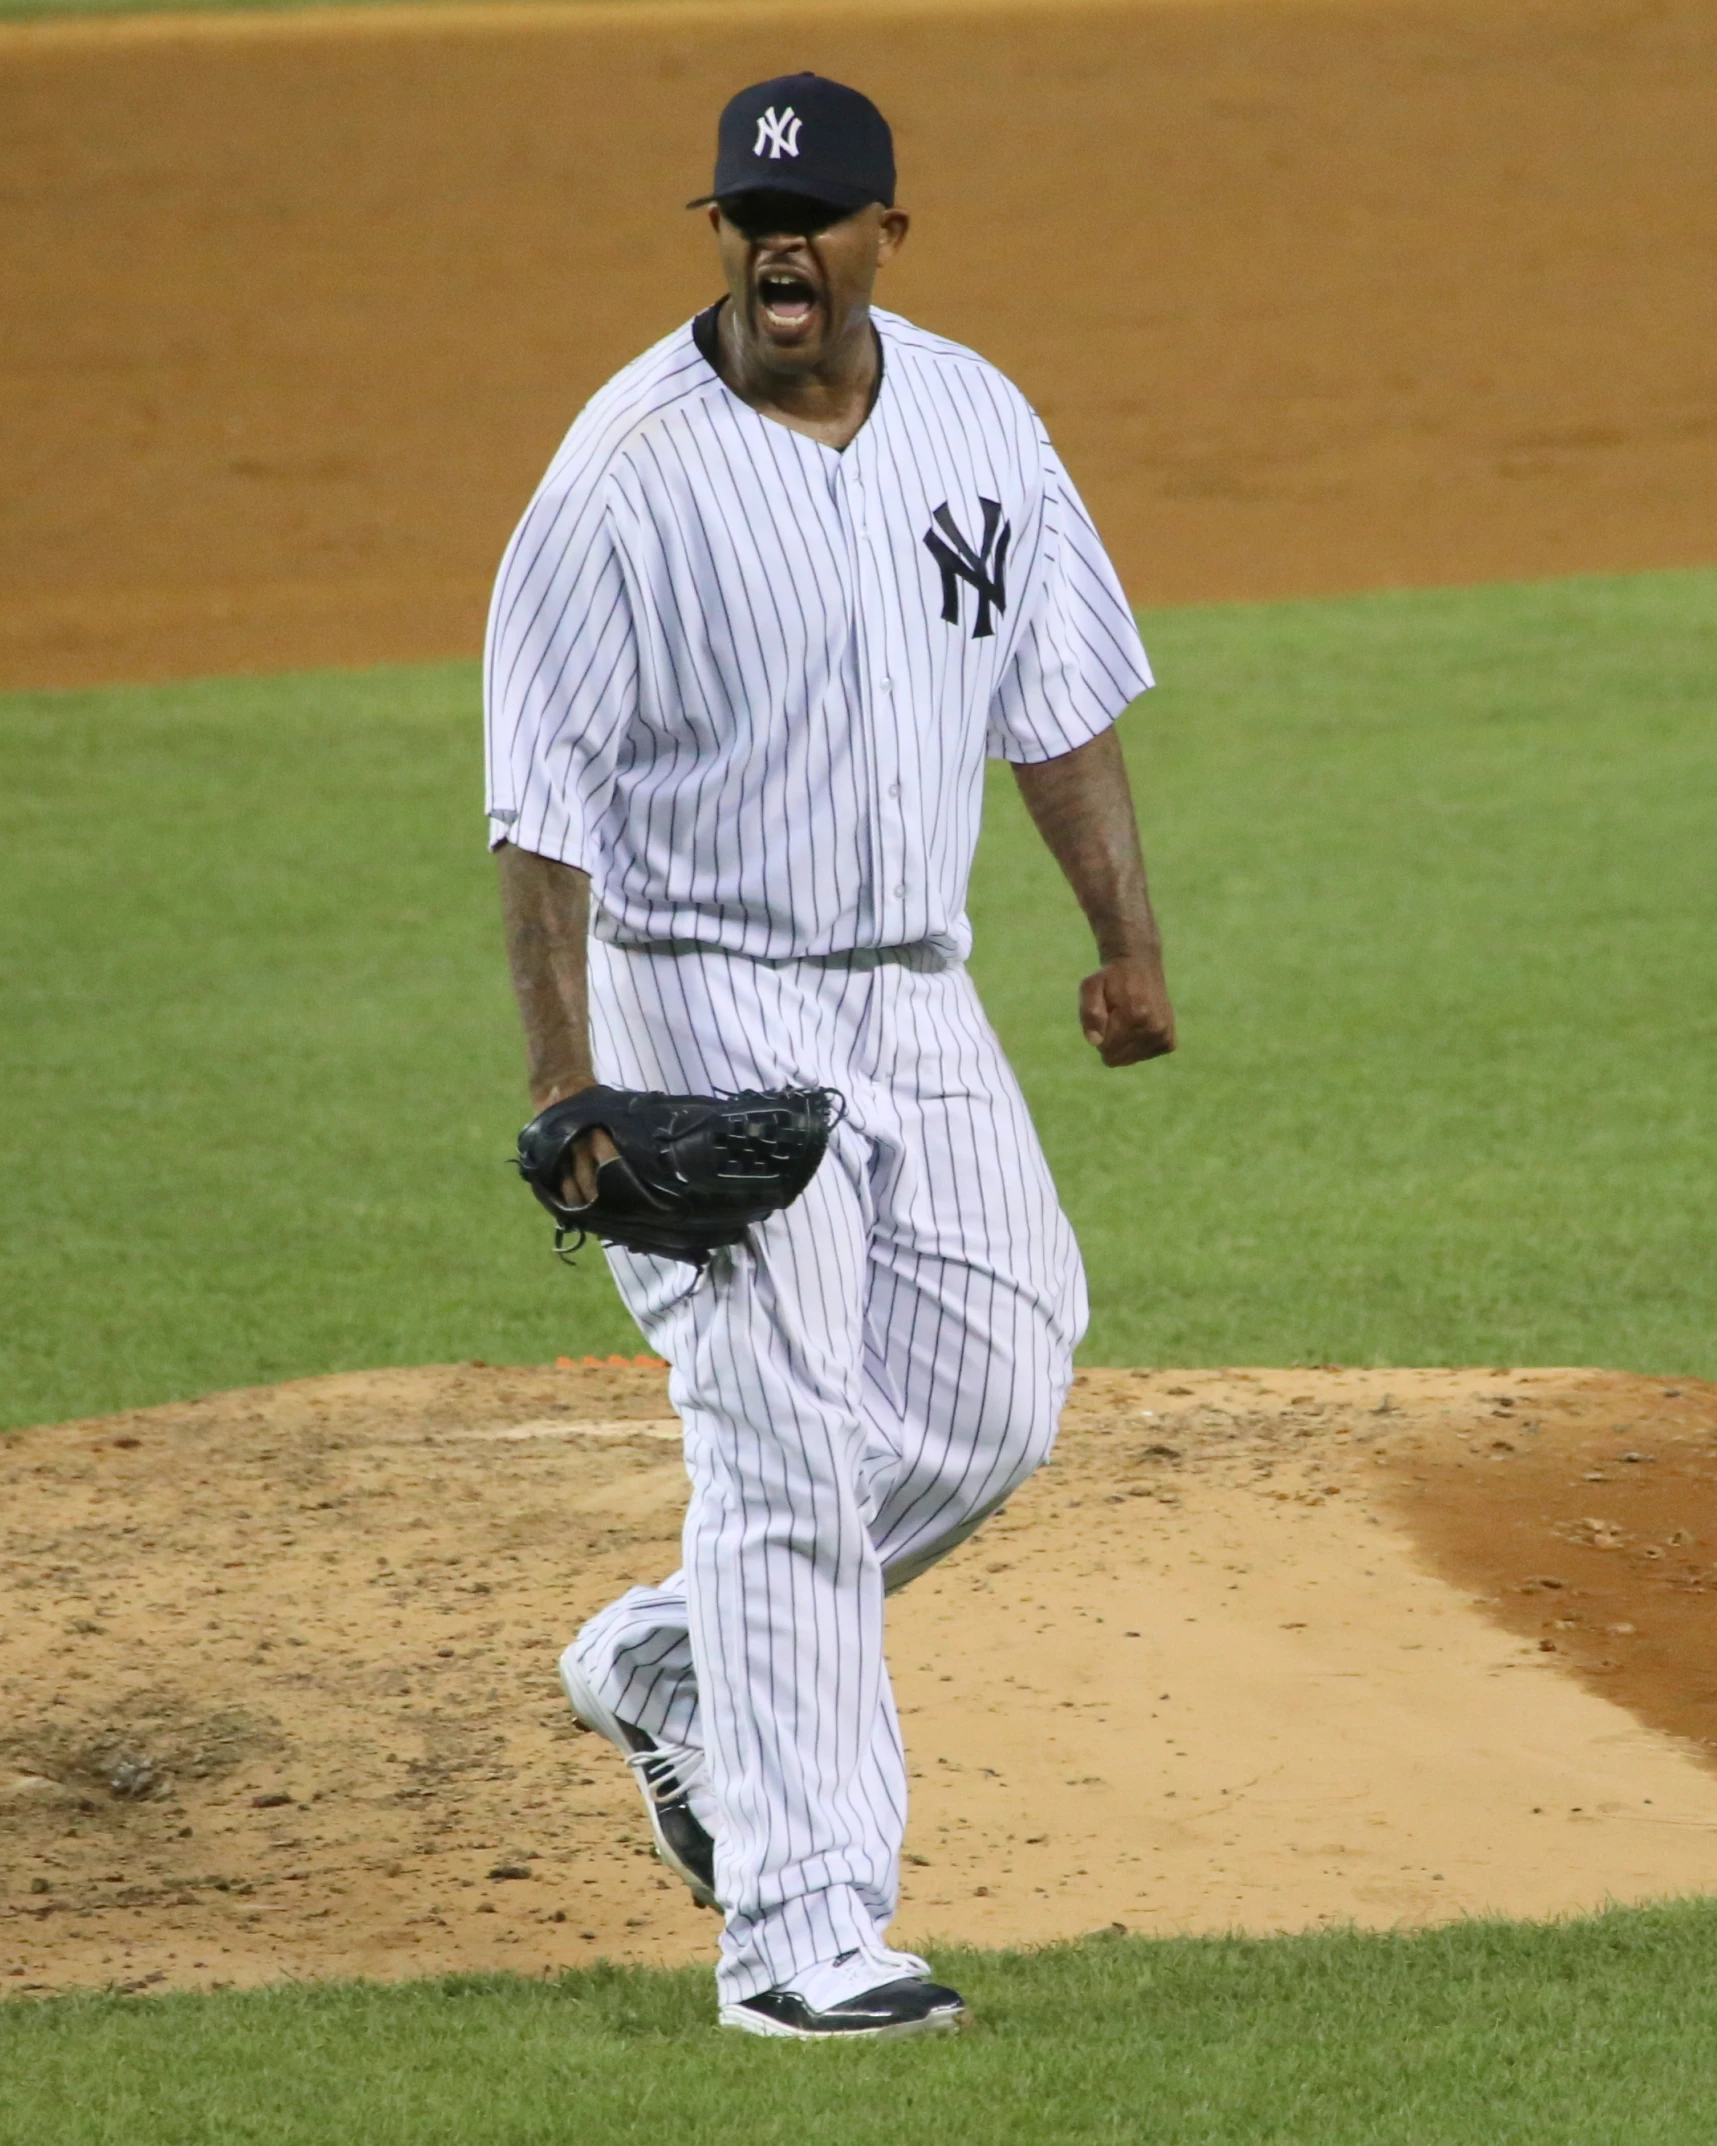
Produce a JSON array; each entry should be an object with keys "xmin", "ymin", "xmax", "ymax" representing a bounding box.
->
[{"xmin": 756, "ymin": 269, "xmax": 820, "ymax": 334}]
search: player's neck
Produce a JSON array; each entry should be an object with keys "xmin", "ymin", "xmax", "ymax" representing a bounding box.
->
[{"xmin": 716, "ymin": 300, "xmax": 880, "ymax": 453}]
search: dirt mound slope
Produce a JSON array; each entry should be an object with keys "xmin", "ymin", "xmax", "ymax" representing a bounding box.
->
[
  {"xmin": 4, "ymin": 1360, "xmax": 1715, "ymax": 1995},
  {"xmin": 2, "ymin": 0, "xmax": 1715, "ymax": 688}
]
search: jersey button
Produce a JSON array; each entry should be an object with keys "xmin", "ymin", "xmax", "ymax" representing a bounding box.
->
[
  {"xmin": 893, "ymin": 882, "xmax": 907, "ymax": 898},
  {"xmin": 887, "ymin": 780, "xmax": 902, "ymax": 798}
]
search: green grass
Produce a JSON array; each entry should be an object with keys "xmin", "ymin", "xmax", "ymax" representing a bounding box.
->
[
  {"xmin": 2, "ymin": 567, "xmax": 1714, "ymax": 1433},
  {"xmin": 996, "ymin": 567, "xmax": 1717, "ymax": 1373},
  {"xmin": 6, "ymin": 1907, "xmax": 1717, "ymax": 2145}
]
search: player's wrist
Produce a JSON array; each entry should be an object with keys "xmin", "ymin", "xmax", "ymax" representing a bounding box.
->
[
  {"xmin": 532, "ymin": 1066, "xmax": 602, "ymax": 1114},
  {"xmin": 1094, "ymin": 930, "xmax": 1163, "ymax": 971}
]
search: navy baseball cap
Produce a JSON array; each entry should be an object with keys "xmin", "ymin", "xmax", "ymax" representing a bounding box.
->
[{"xmin": 688, "ymin": 73, "xmax": 895, "ymax": 212}]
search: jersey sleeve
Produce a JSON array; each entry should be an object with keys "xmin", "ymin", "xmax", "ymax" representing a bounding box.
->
[
  {"xmin": 986, "ymin": 429, "xmax": 1154, "ymax": 763},
  {"xmin": 483, "ymin": 463, "xmax": 638, "ymax": 867}
]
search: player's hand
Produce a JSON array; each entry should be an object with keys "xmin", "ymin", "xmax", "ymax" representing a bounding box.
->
[
  {"xmin": 1080, "ymin": 954, "xmax": 1176, "ymax": 1067},
  {"xmin": 533, "ymin": 1079, "xmax": 622, "ymax": 1206},
  {"xmin": 560, "ymin": 1125, "xmax": 621, "ymax": 1208}
]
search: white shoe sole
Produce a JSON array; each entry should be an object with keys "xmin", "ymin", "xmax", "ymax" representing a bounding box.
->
[
  {"xmin": 558, "ymin": 1646, "xmax": 719, "ymax": 1911},
  {"xmin": 717, "ymin": 2002, "xmax": 966, "ymax": 2041}
]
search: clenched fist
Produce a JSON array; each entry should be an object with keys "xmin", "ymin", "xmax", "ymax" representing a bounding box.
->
[{"xmin": 1080, "ymin": 953, "xmax": 1176, "ymax": 1067}]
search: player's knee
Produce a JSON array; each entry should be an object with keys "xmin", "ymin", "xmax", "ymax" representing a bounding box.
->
[{"xmin": 987, "ymin": 1388, "xmax": 1062, "ymax": 1501}]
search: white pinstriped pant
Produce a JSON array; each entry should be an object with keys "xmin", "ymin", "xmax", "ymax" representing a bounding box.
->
[{"xmin": 572, "ymin": 937, "xmax": 1087, "ymax": 2002}]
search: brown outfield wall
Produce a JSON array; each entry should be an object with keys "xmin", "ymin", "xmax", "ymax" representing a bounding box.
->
[{"xmin": 0, "ymin": 0, "xmax": 1714, "ymax": 690}]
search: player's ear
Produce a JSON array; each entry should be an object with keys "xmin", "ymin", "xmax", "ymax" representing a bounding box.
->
[
  {"xmin": 877, "ymin": 207, "xmax": 909, "ymax": 266},
  {"xmin": 706, "ymin": 204, "xmax": 723, "ymax": 236}
]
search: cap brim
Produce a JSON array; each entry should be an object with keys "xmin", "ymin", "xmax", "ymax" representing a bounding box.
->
[{"xmin": 687, "ymin": 177, "xmax": 885, "ymax": 213}]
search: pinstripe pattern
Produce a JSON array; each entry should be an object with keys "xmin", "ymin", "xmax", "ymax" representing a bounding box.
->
[
  {"xmin": 572, "ymin": 940, "xmax": 1086, "ymax": 2002},
  {"xmin": 484, "ymin": 308, "xmax": 1153, "ymax": 962},
  {"xmin": 488, "ymin": 303, "xmax": 1146, "ymax": 2003}
]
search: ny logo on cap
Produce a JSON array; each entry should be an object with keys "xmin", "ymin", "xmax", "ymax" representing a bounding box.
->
[
  {"xmin": 754, "ymin": 106, "xmax": 803, "ymax": 159},
  {"xmin": 924, "ymin": 499, "xmax": 1012, "ymax": 640}
]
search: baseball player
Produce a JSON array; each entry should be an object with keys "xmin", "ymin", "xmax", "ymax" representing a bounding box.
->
[{"xmin": 486, "ymin": 73, "xmax": 1174, "ymax": 2039}]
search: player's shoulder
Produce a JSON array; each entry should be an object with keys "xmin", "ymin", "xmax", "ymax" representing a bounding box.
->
[
  {"xmin": 536, "ymin": 320, "xmax": 722, "ymax": 497},
  {"xmin": 873, "ymin": 309, "xmax": 1040, "ymax": 426}
]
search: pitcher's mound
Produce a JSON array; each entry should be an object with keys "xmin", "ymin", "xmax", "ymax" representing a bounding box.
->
[{"xmin": 4, "ymin": 1362, "xmax": 1714, "ymax": 1994}]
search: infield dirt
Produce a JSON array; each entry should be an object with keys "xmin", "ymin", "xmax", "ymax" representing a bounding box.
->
[
  {"xmin": 6, "ymin": 1363, "xmax": 1717, "ymax": 1994},
  {"xmin": 2, "ymin": 0, "xmax": 1716, "ymax": 686}
]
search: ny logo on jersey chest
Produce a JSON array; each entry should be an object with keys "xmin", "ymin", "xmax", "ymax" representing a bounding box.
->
[{"xmin": 923, "ymin": 499, "xmax": 1011, "ymax": 640}]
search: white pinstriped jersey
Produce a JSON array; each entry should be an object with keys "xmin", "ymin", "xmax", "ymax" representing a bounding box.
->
[{"xmin": 484, "ymin": 305, "xmax": 1153, "ymax": 961}]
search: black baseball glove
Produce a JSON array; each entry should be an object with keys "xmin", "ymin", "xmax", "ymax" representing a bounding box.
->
[{"xmin": 515, "ymin": 1084, "xmax": 840, "ymax": 1268}]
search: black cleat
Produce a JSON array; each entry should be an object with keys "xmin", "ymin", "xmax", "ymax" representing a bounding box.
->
[
  {"xmin": 559, "ymin": 1648, "xmax": 719, "ymax": 1909},
  {"xmin": 720, "ymin": 1975, "xmax": 968, "ymax": 2040}
]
